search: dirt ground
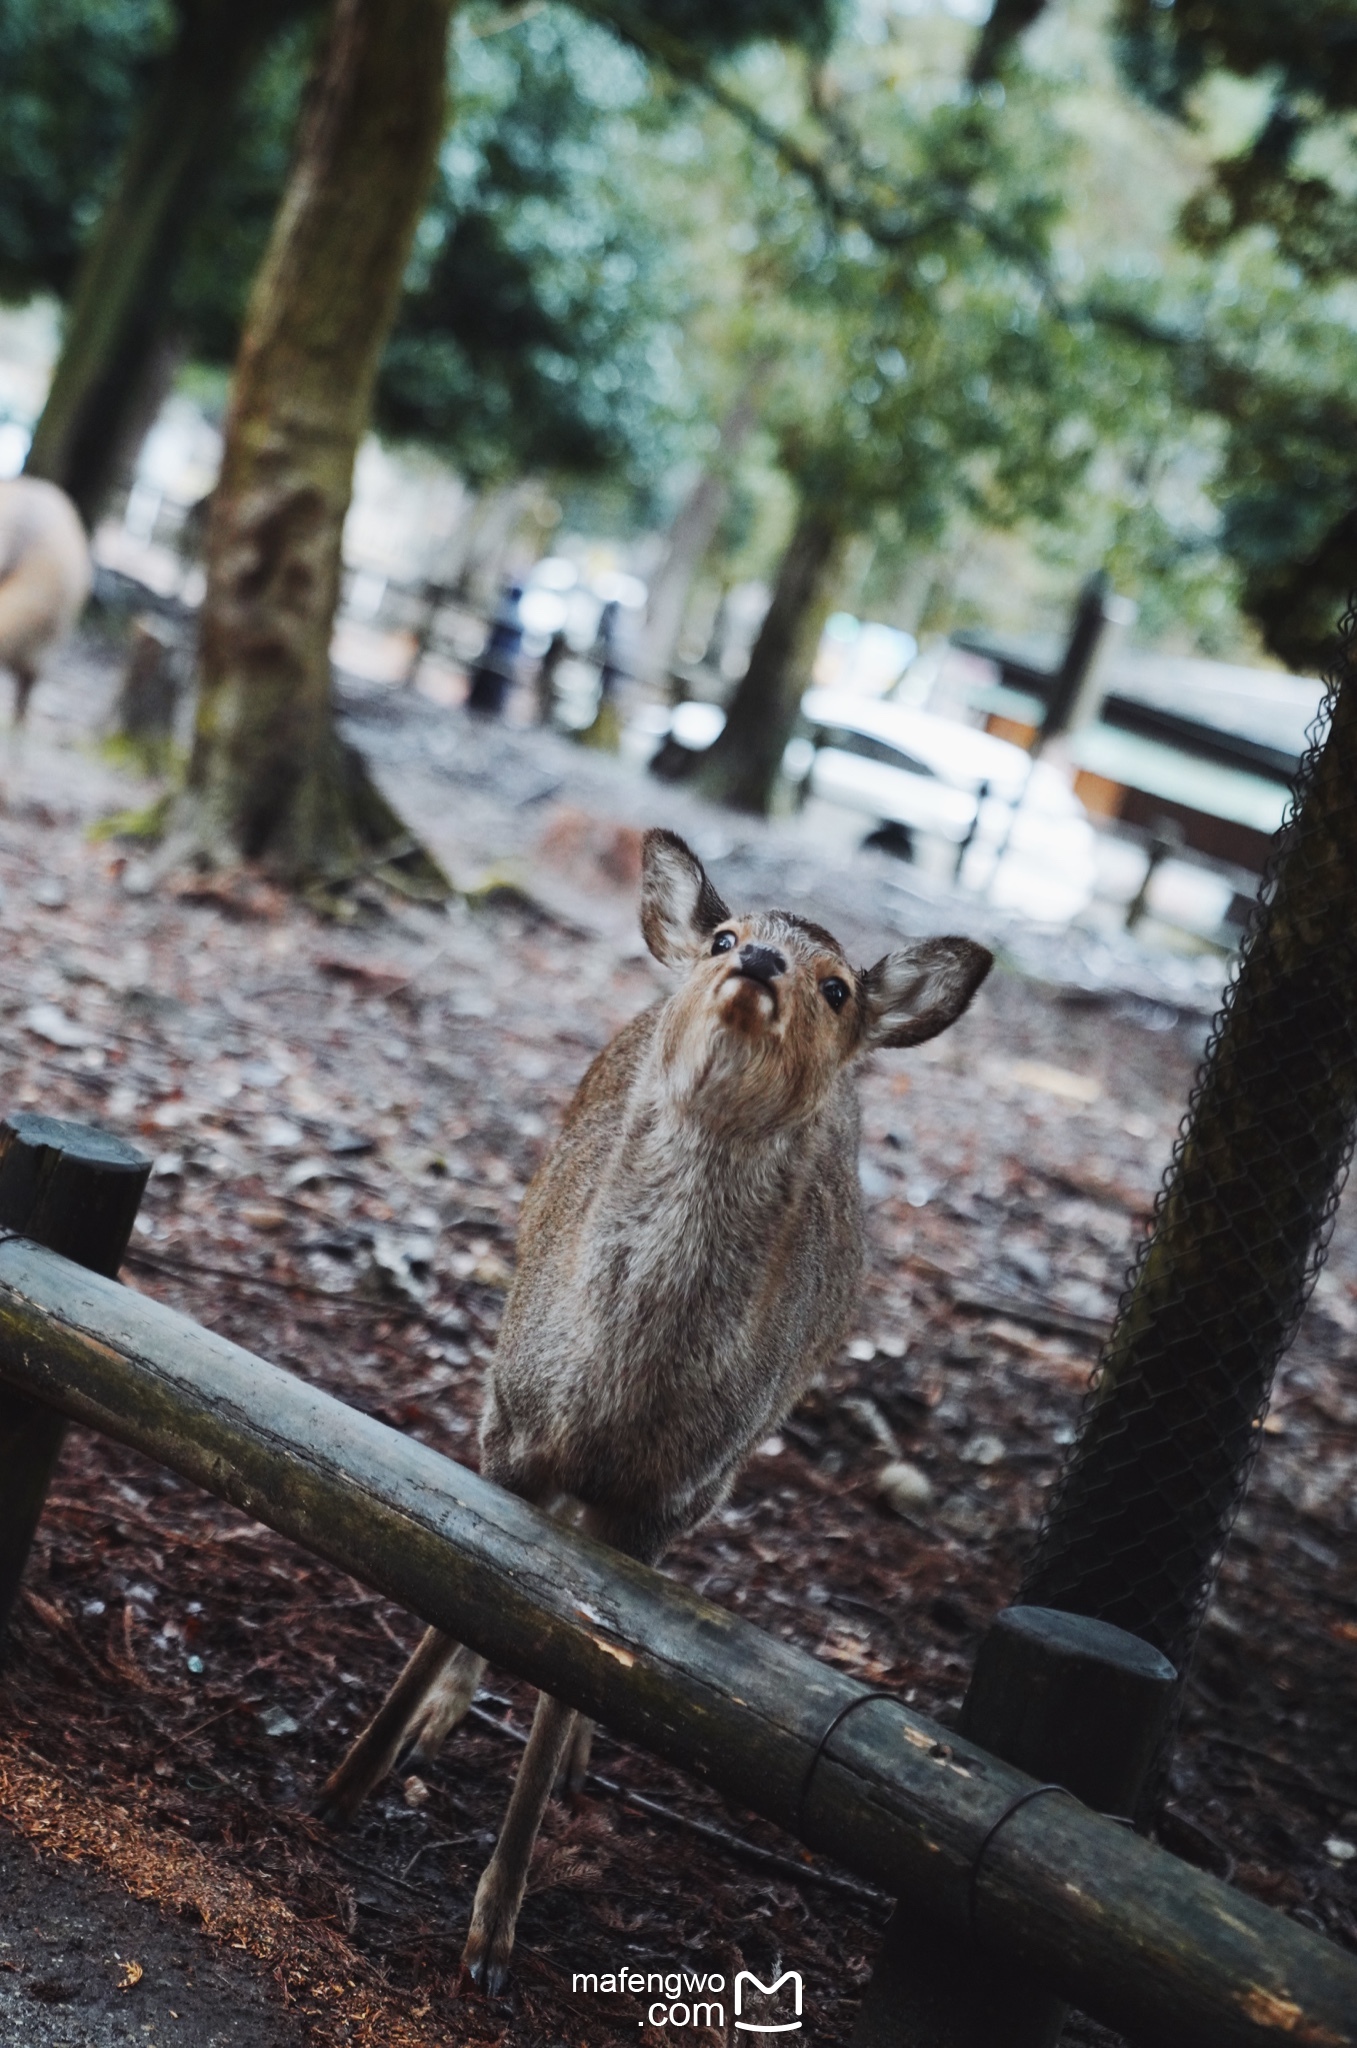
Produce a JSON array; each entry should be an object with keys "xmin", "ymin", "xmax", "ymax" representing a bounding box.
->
[
  {"xmin": 0, "ymin": 1824, "xmax": 305, "ymax": 2047},
  {"xmin": 0, "ymin": 626, "xmax": 1352, "ymax": 2046}
]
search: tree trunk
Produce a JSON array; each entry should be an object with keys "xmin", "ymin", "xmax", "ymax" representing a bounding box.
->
[
  {"xmin": 637, "ymin": 386, "xmax": 759, "ymax": 691},
  {"xmin": 696, "ymin": 502, "xmax": 845, "ymax": 814},
  {"xmin": 1021, "ymin": 648, "xmax": 1357, "ymax": 1669},
  {"xmin": 454, "ymin": 479, "xmax": 536, "ymax": 611},
  {"xmin": 24, "ymin": 0, "xmax": 289, "ymax": 529},
  {"xmin": 103, "ymin": 332, "xmax": 189, "ymax": 514},
  {"xmin": 183, "ymin": 0, "xmax": 455, "ymax": 899}
]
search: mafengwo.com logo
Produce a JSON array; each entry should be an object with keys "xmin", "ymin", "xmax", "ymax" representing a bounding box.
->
[
  {"xmin": 734, "ymin": 1970, "xmax": 804, "ymax": 2033},
  {"xmin": 570, "ymin": 1963, "xmax": 804, "ymax": 2033}
]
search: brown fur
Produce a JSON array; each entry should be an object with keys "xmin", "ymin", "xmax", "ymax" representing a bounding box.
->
[{"xmin": 317, "ymin": 830, "xmax": 992, "ymax": 1991}]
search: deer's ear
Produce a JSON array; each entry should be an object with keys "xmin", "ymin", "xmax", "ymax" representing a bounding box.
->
[
  {"xmin": 860, "ymin": 938, "xmax": 992, "ymax": 1050},
  {"xmin": 640, "ymin": 829, "xmax": 731, "ymax": 967}
]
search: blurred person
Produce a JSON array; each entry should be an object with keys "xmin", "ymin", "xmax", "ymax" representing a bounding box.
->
[
  {"xmin": 579, "ymin": 596, "xmax": 625, "ymax": 750},
  {"xmin": 534, "ymin": 624, "xmax": 569, "ymax": 726},
  {"xmin": 466, "ymin": 578, "xmax": 524, "ymax": 717}
]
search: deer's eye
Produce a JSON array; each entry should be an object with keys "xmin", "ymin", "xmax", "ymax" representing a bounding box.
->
[
  {"xmin": 821, "ymin": 977, "xmax": 850, "ymax": 1012},
  {"xmin": 711, "ymin": 930, "xmax": 737, "ymax": 955}
]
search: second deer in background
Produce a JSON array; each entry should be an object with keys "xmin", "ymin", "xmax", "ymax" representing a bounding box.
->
[{"xmin": 0, "ymin": 478, "xmax": 91, "ymax": 724}]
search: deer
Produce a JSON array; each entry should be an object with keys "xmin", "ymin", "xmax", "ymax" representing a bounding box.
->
[
  {"xmin": 0, "ymin": 476, "xmax": 92, "ymax": 724},
  {"xmin": 316, "ymin": 827, "xmax": 992, "ymax": 1991}
]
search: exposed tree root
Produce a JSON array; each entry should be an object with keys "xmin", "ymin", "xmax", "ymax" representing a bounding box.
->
[{"xmin": 106, "ymin": 739, "xmax": 451, "ymax": 920}]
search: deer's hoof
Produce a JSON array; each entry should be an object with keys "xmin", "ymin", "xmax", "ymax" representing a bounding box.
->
[
  {"xmin": 394, "ymin": 1728, "xmax": 440, "ymax": 1777},
  {"xmin": 392, "ymin": 1688, "xmax": 465, "ymax": 1779},
  {"xmin": 461, "ymin": 1952, "xmax": 512, "ymax": 1998},
  {"xmin": 461, "ymin": 1891, "xmax": 516, "ymax": 1994},
  {"xmin": 312, "ymin": 1777, "xmax": 361, "ymax": 1829},
  {"xmin": 460, "ymin": 1938, "xmax": 513, "ymax": 1997}
]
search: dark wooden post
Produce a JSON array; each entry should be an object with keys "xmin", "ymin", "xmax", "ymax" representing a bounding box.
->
[
  {"xmin": 0, "ymin": 1114, "xmax": 150, "ymax": 1637},
  {"xmin": 850, "ymin": 1606, "xmax": 1177, "ymax": 2048}
]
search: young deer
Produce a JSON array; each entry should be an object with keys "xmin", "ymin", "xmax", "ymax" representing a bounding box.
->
[
  {"xmin": 318, "ymin": 829, "xmax": 991, "ymax": 1990},
  {"xmin": 0, "ymin": 477, "xmax": 91, "ymax": 723}
]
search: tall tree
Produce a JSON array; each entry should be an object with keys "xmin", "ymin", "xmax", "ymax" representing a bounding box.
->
[
  {"xmin": 697, "ymin": 498, "xmax": 845, "ymax": 809},
  {"xmin": 23, "ymin": 0, "xmax": 308, "ymax": 527},
  {"xmin": 695, "ymin": 58, "xmax": 1090, "ymax": 812},
  {"xmin": 0, "ymin": 0, "xmax": 835, "ymax": 531},
  {"xmin": 637, "ymin": 383, "xmax": 761, "ymax": 689},
  {"xmin": 175, "ymin": 0, "xmax": 848, "ymax": 895},
  {"xmin": 180, "ymin": 0, "xmax": 456, "ymax": 899}
]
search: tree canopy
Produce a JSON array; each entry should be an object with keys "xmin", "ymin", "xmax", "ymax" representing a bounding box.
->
[
  {"xmin": 4, "ymin": 0, "xmax": 1354, "ymax": 688},
  {"xmin": 376, "ymin": 11, "xmax": 685, "ymax": 490},
  {"xmin": 0, "ymin": 0, "xmax": 169, "ymax": 304}
]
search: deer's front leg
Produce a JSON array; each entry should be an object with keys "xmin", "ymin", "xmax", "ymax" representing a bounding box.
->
[
  {"xmin": 461, "ymin": 1689, "xmax": 577, "ymax": 1994},
  {"xmin": 11, "ymin": 660, "xmax": 36, "ymax": 726},
  {"xmin": 317, "ymin": 1630, "xmax": 486, "ymax": 1823}
]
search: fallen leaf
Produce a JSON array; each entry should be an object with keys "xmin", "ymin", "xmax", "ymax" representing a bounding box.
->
[
  {"xmin": 1004, "ymin": 1059, "xmax": 1101, "ymax": 1105},
  {"xmin": 23, "ymin": 1002, "xmax": 95, "ymax": 1049}
]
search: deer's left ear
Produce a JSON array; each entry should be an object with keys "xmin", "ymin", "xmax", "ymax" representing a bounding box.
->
[
  {"xmin": 860, "ymin": 938, "xmax": 992, "ymax": 1050},
  {"xmin": 640, "ymin": 829, "xmax": 732, "ymax": 967}
]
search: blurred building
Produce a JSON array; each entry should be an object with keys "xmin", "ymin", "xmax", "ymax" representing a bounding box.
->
[
  {"xmin": 1064, "ymin": 654, "xmax": 1322, "ymax": 872},
  {"xmin": 951, "ymin": 582, "xmax": 1321, "ymax": 876}
]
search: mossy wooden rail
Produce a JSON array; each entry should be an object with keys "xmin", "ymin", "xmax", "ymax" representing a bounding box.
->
[{"xmin": 0, "ymin": 1229, "xmax": 1352, "ymax": 2047}]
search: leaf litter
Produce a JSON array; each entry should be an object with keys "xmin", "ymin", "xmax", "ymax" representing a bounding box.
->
[{"xmin": 0, "ymin": 637, "xmax": 1351, "ymax": 2047}]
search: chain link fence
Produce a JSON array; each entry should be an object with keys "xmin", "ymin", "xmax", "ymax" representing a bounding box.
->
[{"xmin": 1020, "ymin": 617, "xmax": 1357, "ymax": 1673}]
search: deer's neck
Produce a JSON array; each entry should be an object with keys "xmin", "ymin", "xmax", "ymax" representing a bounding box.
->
[{"xmin": 591, "ymin": 1051, "xmax": 836, "ymax": 1291}]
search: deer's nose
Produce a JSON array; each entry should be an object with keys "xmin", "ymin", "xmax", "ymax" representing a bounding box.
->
[{"xmin": 737, "ymin": 944, "xmax": 786, "ymax": 985}]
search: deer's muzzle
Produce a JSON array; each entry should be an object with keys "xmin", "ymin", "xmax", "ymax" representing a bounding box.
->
[{"xmin": 734, "ymin": 944, "xmax": 786, "ymax": 986}]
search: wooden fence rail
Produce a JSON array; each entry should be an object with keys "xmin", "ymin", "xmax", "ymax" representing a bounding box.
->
[{"xmin": 0, "ymin": 1228, "xmax": 1353, "ymax": 2048}]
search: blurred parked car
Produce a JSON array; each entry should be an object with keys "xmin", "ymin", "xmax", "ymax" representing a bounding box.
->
[{"xmin": 794, "ymin": 689, "xmax": 1097, "ymax": 922}]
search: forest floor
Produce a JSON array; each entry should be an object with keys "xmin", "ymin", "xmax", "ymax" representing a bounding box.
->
[{"xmin": 0, "ymin": 624, "xmax": 1351, "ymax": 2047}]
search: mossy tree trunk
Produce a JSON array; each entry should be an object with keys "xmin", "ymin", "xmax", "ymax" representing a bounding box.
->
[
  {"xmin": 696, "ymin": 500, "xmax": 846, "ymax": 813},
  {"xmin": 24, "ymin": 0, "xmax": 292, "ymax": 529},
  {"xmin": 183, "ymin": 0, "xmax": 455, "ymax": 899}
]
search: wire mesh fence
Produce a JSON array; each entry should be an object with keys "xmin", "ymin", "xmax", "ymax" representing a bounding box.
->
[{"xmin": 1020, "ymin": 614, "xmax": 1357, "ymax": 1674}]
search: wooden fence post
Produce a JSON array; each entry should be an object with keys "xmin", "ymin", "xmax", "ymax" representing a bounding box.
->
[
  {"xmin": 0, "ymin": 1113, "xmax": 150, "ymax": 1637},
  {"xmin": 850, "ymin": 1606, "xmax": 1176, "ymax": 2048}
]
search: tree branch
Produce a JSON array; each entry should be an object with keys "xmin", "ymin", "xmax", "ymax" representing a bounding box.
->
[{"xmin": 577, "ymin": 0, "xmax": 1054, "ymax": 287}]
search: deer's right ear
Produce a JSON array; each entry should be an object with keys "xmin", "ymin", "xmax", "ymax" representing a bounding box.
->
[
  {"xmin": 640, "ymin": 829, "xmax": 731, "ymax": 967},
  {"xmin": 860, "ymin": 937, "xmax": 993, "ymax": 1049}
]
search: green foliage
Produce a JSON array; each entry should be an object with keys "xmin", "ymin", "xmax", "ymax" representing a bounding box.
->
[
  {"xmin": 174, "ymin": 0, "xmax": 846, "ymax": 492},
  {"xmin": 377, "ymin": 8, "xmax": 684, "ymax": 490},
  {"xmin": 602, "ymin": 0, "xmax": 839, "ymax": 58},
  {"xmin": 90, "ymin": 790, "xmax": 174, "ymax": 841},
  {"xmin": 0, "ymin": 0, "xmax": 312, "ymax": 380},
  {"xmin": 697, "ymin": 49, "xmax": 1105, "ymax": 601},
  {"xmin": 1184, "ymin": 300, "xmax": 1357, "ymax": 670},
  {"xmin": 1110, "ymin": 0, "xmax": 1357, "ymax": 666},
  {"xmin": 1115, "ymin": 1, "xmax": 1357, "ymax": 120},
  {"xmin": 169, "ymin": 17, "xmax": 314, "ymax": 363},
  {"xmin": 0, "ymin": 0, "xmax": 171, "ymax": 302},
  {"xmin": 0, "ymin": 0, "xmax": 840, "ymax": 503},
  {"xmin": 968, "ymin": 0, "xmax": 1049, "ymax": 85},
  {"xmin": 1117, "ymin": 0, "xmax": 1357, "ymax": 281},
  {"xmin": 12, "ymin": 0, "xmax": 1343, "ymax": 680}
]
